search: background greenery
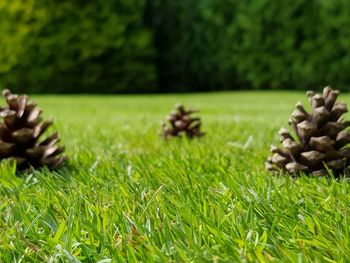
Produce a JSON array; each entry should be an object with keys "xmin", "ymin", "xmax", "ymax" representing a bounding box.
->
[
  {"xmin": 1, "ymin": 0, "xmax": 350, "ymax": 93},
  {"xmin": 0, "ymin": 0, "xmax": 155, "ymax": 93}
]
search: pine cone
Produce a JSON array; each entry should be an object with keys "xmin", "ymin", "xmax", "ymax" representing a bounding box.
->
[
  {"xmin": 162, "ymin": 103, "xmax": 204, "ymax": 139},
  {"xmin": 266, "ymin": 86, "xmax": 350, "ymax": 176},
  {"xmin": 0, "ymin": 89, "xmax": 66, "ymax": 171}
]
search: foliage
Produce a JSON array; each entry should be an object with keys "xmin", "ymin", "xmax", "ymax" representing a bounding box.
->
[
  {"xmin": 1, "ymin": 92, "xmax": 350, "ymax": 261},
  {"xmin": 1, "ymin": 0, "xmax": 350, "ymax": 92},
  {"xmin": 0, "ymin": 0, "xmax": 156, "ymax": 93},
  {"xmin": 149, "ymin": 0, "xmax": 350, "ymax": 91}
]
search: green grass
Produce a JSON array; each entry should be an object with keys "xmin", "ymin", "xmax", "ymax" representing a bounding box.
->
[{"xmin": 1, "ymin": 91, "xmax": 350, "ymax": 262}]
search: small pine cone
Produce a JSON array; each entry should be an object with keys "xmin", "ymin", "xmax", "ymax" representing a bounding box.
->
[
  {"xmin": 162, "ymin": 103, "xmax": 204, "ymax": 139},
  {"xmin": 0, "ymin": 89, "xmax": 66, "ymax": 171},
  {"xmin": 266, "ymin": 86, "xmax": 350, "ymax": 177}
]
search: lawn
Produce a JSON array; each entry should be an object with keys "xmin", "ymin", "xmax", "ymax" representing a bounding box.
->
[{"xmin": 1, "ymin": 91, "xmax": 350, "ymax": 262}]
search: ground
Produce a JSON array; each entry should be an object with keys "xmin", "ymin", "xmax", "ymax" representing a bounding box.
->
[{"xmin": 0, "ymin": 91, "xmax": 350, "ymax": 262}]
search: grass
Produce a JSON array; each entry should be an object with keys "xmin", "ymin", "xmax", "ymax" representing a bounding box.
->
[{"xmin": 1, "ymin": 91, "xmax": 350, "ymax": 262}]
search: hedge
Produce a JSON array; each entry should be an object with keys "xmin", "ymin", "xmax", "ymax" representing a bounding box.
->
[
  {"xmin": 149, "ymin": 0, "xmax": 350, "ymax": 91},
  {"xmin": 1, "ymin": 0, "xmax": 350, "ymax": 93},
  {"xmin": 0, "ymin": 0, "xmax": 156, "ymax": 93}
]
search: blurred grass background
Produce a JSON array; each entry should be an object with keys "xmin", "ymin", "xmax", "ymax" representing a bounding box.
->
[{"xmin": 0, "ymin": 0, "xmax": 350, "ymax": 93}]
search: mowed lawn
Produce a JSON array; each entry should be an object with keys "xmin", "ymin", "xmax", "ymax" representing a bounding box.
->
[{"xmin": 1, "ymin": 91, "xmax": 350, "ymax": 262}]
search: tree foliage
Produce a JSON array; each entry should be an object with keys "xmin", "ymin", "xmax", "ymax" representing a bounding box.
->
[
  {"xmin": 1, "ymin": 0, "xmax": 350, "ymax": 92},
  {"xmin": 0, "ymin": 0, "xmax": 156, "ymax": 93},
  {"xmin": 149, "ymin": 0, "xmax": 350, "ymax": 91}
]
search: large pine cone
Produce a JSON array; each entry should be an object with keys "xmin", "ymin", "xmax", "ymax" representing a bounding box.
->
[
  {"xmin": 0, "ymin": 89, "xmax": 66, "ymax": 171},
  {"xmin": 162, "ymin": 103, "xmax": 204, "ymax": 139},
  {"xmin": 266, "ymin": 86, "xmax": 350, "ymax": 176}
]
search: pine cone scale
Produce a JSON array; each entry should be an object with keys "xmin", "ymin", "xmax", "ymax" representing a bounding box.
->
[
  {"xmin": 300, "ymin": 151, "xmax": 325, "ymax": 167},
  {"xmin": 15, "ymin": 96, "xmax": 28, "ymax": 117},
  {"xmin": 25, "ymin": 146, "xmax": 46, "ymax": 159},
  {"xmin": 42, "ymin": 145, "xmax": 63, "ymax": 159},
  {"xmin": 3, "ymin": 111, "xmax": 18, "ymax": 127},
  {"xmin": 41, "ymin": 156, "xmax": 66, "ymax": 169},
  {"xmin": 11, "ymin": 128, "xmax": 34, "ymax": 144},
  {"xmin": 331, "ymin": 103, "xmax": 347, "ymax": 120},
  {"xmin": 26, "ymin": 108, "xmax": 42, "ymax": 126},
  {"xmin": 39, "ymin": 133, "xmax": 60, "ymax": 146},
  {"xmin": 33, "ymin": 120, "xmax": 53, "ymax": 138},
  {"xmin": 309, "ymin": 136, "xmax": 334, "ymax": 152},
  {"xmin": 335, "ymin": 131, "xmax": 350, "ymax": 148},
  {"xmin": 0, "ymin": 141, "xmax": 15, "ymax": 156}
]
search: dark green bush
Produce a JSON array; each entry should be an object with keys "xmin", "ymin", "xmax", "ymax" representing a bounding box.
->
[
  {"xmin": 1, "ymin": 0, "xmax": 350, "ymax": 93},
  {"xmin": 0, "ymin": 0, "xmax": 156, "ymax": 93},
  {"xmin": 149, "ymin": 0, "xmax": 350, "ymax": 91}
]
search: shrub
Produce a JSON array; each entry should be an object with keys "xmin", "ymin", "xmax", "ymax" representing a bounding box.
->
[
  {"xmin": 148, "ymin": 0, "xmax": 350, "ymax": 91},
  {"xmin": 0, "ymin": 0, "xmax": 156, "ymax": 93},
  {"xmin": 1, "ymin": 0, "xmax": 350, "ymax": 93}
]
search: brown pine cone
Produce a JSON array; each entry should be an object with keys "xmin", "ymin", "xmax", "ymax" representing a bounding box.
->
[
  {"xmin": 266, "ymin": 86, "xmax": 350, "ymax": 176},
  {"xmin": 0, "ymin": 89, "xmax": 66, "ymax": 171},
  {"xmin": 162, "ymin": 103, "xmax": 204, "ymax": 139}
]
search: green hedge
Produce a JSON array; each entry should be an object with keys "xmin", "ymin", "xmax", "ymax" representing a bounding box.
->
[
  {"xmin": 1, "ymin": 0, "xmax": 350, "ymax": 92},
  {"xmin": 0, "ymin": 0, "xmax": 156, "ymax": 93},
  {"xmin": 149, "ymin": 0, "xmax": 350, "ymax": 91}
]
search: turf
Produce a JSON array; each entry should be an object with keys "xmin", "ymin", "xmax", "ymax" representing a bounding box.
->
[{"xmin": 1, "ymin": 91, "xmax": 350, "ymax": 262}]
